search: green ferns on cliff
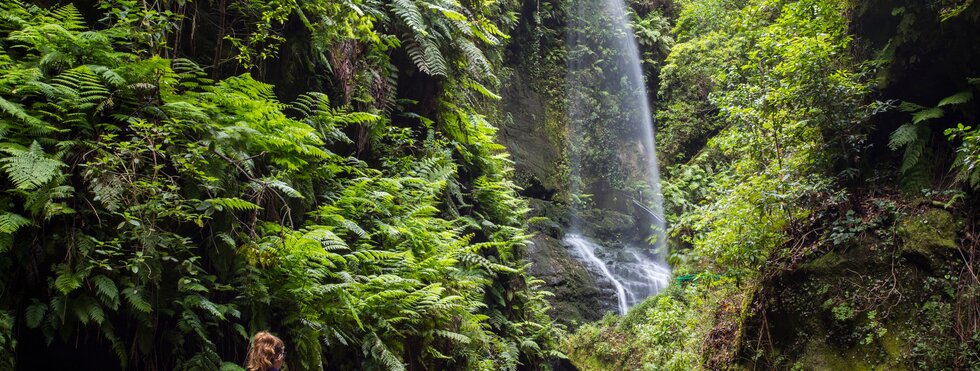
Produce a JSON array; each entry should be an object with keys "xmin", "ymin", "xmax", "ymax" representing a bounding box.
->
[{"xmin": 0, "ymin": 0, "xmax": 561, "ymax": 369}]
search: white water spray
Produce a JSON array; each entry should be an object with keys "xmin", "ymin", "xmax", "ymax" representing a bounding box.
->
[
  {"xmin": 564, "ymin": 234, "xmax": 670, "ymax": 315},
  {"xmin": 565, "ymin": 234, "xmax": 629, "ymax": 314}
]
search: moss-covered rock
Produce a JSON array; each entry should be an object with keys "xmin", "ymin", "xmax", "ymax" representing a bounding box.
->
[
  {"xmin": 795, "ymin": 323, "xmax": 909, "ymax": 371},
  {"xmin": 897, "ymin": 208, "xmax": 958, "ymax": 271},
  {"xmin": 744, "ymin": 207, "xmax": 960, "ymax": 370},
  {"xmin": 499, "ymin": 68, "xmax": 565, "ymax": 193}
]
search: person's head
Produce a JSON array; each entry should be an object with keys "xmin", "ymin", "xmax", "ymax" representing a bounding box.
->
[{"xmin": 246, "ymin": 331, "xmax": 285, "ymax": 371}]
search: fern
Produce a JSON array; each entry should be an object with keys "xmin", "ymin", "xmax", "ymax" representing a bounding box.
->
[
  {"xmin": 122, "ymin": 287, "xmax": 152, "ymax": 314},
  {"xmin": 0, "ymin": 96, "xmax": 48, "ymax": 130},
  {"xmin": 256, "ymin": 178, "xmax": 305, "ymax": 199},
  {"xmin": 459, "ymin": 39, "xmax": 493, "ymax": 78},
  {"xmin": 891, "ymin": 90, "xmax": 976, "ymax": 175},
  {"xmin": 54, "ymin": 265, "xmax": 82, "ymax": 295},
  {"xmin": 0, "ymin": 212, "xmax": 30, "ymax": 234},
  {"xmin": 366, "ymin": 332, "xmax": 407, "ymax": 371},
  {"xmin": 206, "ymin": 197, "xmax": 262, "ymax": 212},
  {"xmin": 938, "ymin": 90, "xmax": 973, "ymax": 107},
  {"xmin": 911, "ymin": 107, "xmax": 944, "ymax": 124},
  {"xmin": 24, "ymin": 301, "xmax": 46, "ymax": 329},
  {"xmin": 405, "ymin": 37, "xmax": 449, "ymax": 76},
  {"xmin": 91, "ymin": 275, "xmax": 120, "ymax": 309},
  {"xmin": 0, "ymin": 141, "xmax": 64, "ymax": 190},
  {"xmin": 434, "ymin": 329, "xmax": 471, "ymax": 344},
  {"xmin": 390, "ymin": 0, "xmax": 428, "ymax": 38},
  {"xmin": 0, "ymin": 2, "xmax": 563, "ymax": 369},
  {"xmin": 49, "ymin": 4, "xmax": 85, "ymax": 31}
]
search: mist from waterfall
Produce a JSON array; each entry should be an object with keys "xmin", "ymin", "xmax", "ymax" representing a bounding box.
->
[{"xmin": 565, "ymin": 0, "xmax": 671, "ymax": 315}]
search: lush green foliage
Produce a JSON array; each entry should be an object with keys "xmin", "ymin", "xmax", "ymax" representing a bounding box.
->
[
  {"xmin": 564, "ymin": 283, "xmax": 727, "ymax": 370},
  {"xmin": 0, "ymin": 0, "xmax": 561, "ymax": 369},
  {"xmin": 660, "ymin": 0, "xmax": 878, "ymax": 276},
  {"xmin": 566, "ymin": 0, "xmax": 980, "ymax": 369}
]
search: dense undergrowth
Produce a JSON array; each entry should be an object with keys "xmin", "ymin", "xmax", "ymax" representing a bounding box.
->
[
  {"xmin": 0, "ymin": 0, "xmax": 563, "ymax": 369},
  {"xmin": 565, "ymin": 0, "xmax": 980, "ymax": 369}
]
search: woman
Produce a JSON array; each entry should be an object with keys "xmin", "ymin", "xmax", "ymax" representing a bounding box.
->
[{"xmin": 246, "ymin": 331, "xmax": 285, "ymax": 371}]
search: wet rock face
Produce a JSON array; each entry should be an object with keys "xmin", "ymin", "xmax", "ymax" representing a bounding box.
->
[
  {"xmin": 525, "ymin": 199, "xmax": 619, "ymax": 322},
  {"xmin": 499, "ymin": 71, "xmax": 563, "ymax": 193},
  {"xmin": 526, "ymin": 233, "xmax": 613, "ymax": 324}
]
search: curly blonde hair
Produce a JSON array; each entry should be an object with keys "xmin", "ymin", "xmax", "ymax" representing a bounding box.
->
[{"xmin": 246, "ymin": 331, "xmax": 284, "ymax": 371}]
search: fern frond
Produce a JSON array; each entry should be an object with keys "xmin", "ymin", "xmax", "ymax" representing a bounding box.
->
[
  {"xmin": 91, "ymin": 275, "xmax": 119, "ymax": 309},
  {"xmin": 206, "ymin": 197, "xmax": 262, "ymax": 212},
  {"xmin": 938, "ymin": 90, "xmax": 973, "ymax": 107},
  {"xmin": 49, "ymin": 4, "xmax": 85, "ymax": 31},
  {"xmin": 54, "ymin": 266, "xmax": 82, "ymax": 295},
  {"xmin": 260, "ymin": 178, "xmax": 305, "ymax": 199},
  {"xmin": 459, "ymin": 39, "xmax": 492, "ymax": 77},
  {"xmin": 888, "ymin": 122, "xmax": 920, "ymax": 150},
  {"xmin": 434, "ymin": 329, "xmax": 471, "ymax": 344},
  {"xmin": 468, "ymin": 80, "xmax": 501, "ymax": 100},
  {"xmin": 391, "ymin": 0, "xmax": 427, "ymax": 37},
  {"xmin": 25, "ymin": 301, "xmax": 46, "ymax": 329},
  {"xmin": 122, "ymin": 287, "xmax": 152, "ymax": 313},
  {"xmin": 405, "ymin": 36, "xmax": 448, "ymax": 76},
  {"xmin": 912, "ymin": 107, "xmax": 944, "ymax": 124},
  {"xmin": 366, "ymin": 332, "xmax": 406, "ymax": 371},
  {"xmin": 1, "ymin": 141, "xmax": 64, "ymax": 190},
  {"xmin": 0, "ymin": 212, "xmax": 30, "ymax": 234},
  {"xmin": 0, "ymin": 96, "xmax": 48, "ymax": 130}
]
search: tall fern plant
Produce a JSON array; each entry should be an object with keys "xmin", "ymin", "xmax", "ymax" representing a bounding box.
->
[{"xmin": 889, "ymin": 86, "xmax": 976, "ymax": 189}]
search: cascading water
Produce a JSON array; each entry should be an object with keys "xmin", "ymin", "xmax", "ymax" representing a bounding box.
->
[
  {"xmin": 565, "ymin": 0, "xmax": 671, "ymax": 314},
  {"xmin": 566, "ymin": 234, "xmax": 671, "ymax": 314},
  {"xmin": 565, "ymin": 235, "xmax": 629, "ymax": 314}
]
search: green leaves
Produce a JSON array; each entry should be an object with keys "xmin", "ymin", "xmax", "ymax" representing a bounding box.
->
[
  {"xmin": 24, "ymin": 301, "xmax": 46, "ymax": 329},
  {"xmin": 891, "ymin": 87, "xmax": 976, "ymax": 176},
  {"xmin": 54, "ymin": 266, "xmax": 82, "ymax": 295},
  {"xmin": 391, "ymin": 0, "xmax": 427, "ymax": 38},
  {"xmin": 122, "ymin": 287, "xmax": 152, "ymax": 314},
  {"xmin": 911, "ymin": 107, "xmax": 945, "ymax": 124},
  {"xmin": 204, "ymin": 198, "xmax": 262, "ymax": 212},
  {"xmin": 938, "ymin": 91, "xmax": 973, "ymax": 107},
  {"xmin": 92, "ymin": 275, "xmax": 119, "ymax": 308},
  {"xmin": 0, "ymin": 212, "xmax": 30, "ymax": 234},
  {"xmin": 0, "ymin": 141, "xmax": 64, "ymax": 190},
  {"xmin": 0, "ymin": 96, "xmax": 47, "ymax": 129}
]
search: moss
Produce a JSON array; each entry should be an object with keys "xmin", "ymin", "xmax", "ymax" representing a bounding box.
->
[
  {"xmin": 799, "ymin": 340, "xmax": 869, "ymax": 371},
  {"xmin": 878, "ymin": 325, "xmax": 909, "ymax": 369},
  {"xmin": 897, "ymin": 209, "xmax": 958, "ymax": 270},
  {"xmin": 802, "ymin": 250, "xmax": 846, "ymax": 273},
  {"xmin": 797, "ymin": 332, "xmax": 910, "ymax": 371}
]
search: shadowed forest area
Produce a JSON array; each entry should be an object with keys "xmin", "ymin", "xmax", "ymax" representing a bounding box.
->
[{"xmin": 0, "ymin": 0, "xmax": 977, "ymax": 370}]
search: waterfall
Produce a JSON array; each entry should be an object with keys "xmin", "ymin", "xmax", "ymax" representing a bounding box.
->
[
  {"xmin": 565, "ymin": 0, "xmax": 671, "ymax": 314},
  {"xmin": 565, "ymin": 234, "xmax": 629, "ymax": 314},
  {"xmin": 566, "ymin": 234, "xmax": 671, "ymax": 315}
]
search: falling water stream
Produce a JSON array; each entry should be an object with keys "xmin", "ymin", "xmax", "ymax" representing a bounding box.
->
[
  {"xmin": 565, "ymin": 0, "xmax": 671, "ymax": 314},
  {"xmin": 565, "ymin": 234, "xmax": 629, "ymax": 314}
]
